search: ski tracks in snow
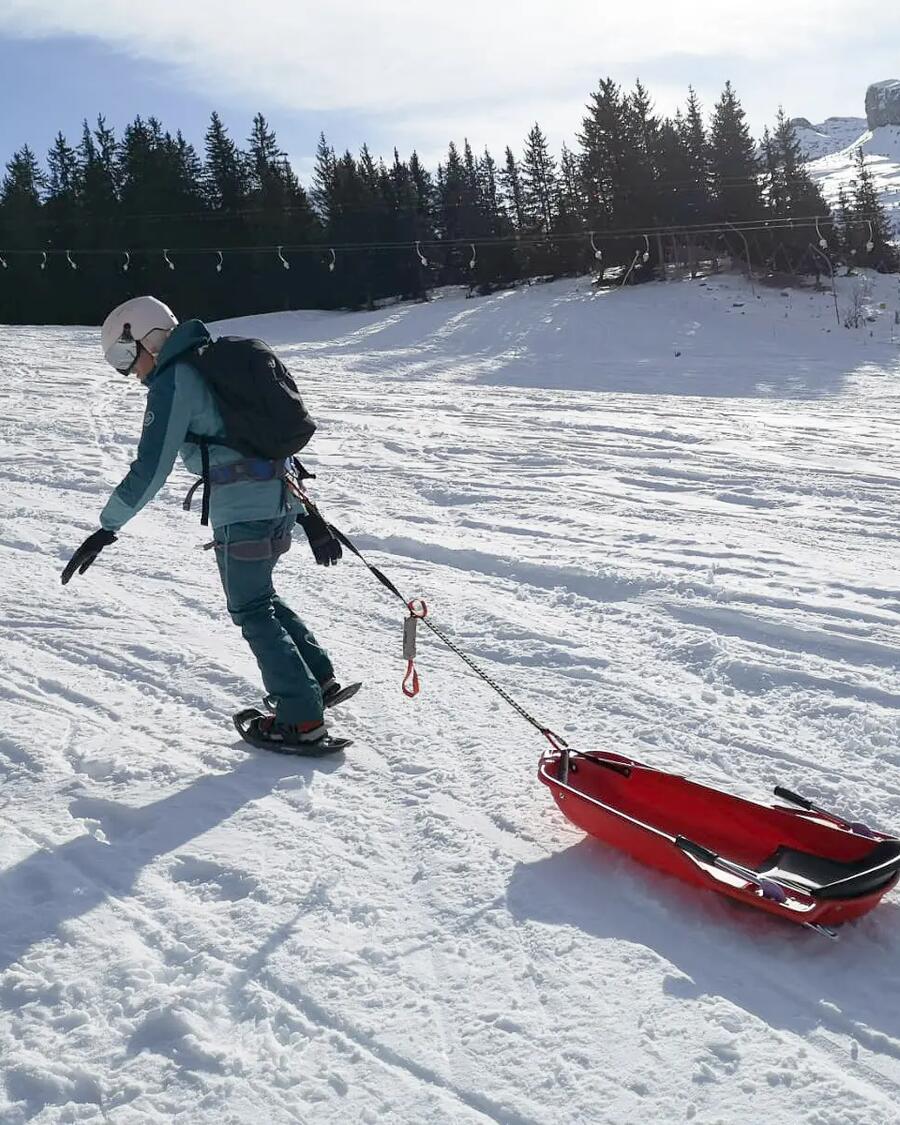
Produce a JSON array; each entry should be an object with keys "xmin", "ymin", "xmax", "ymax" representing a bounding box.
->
[{"xmin": 2, "ymin": 277, "xmax": 900, "ymax": 1122}]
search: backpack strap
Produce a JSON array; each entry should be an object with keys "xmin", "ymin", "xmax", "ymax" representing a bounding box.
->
[{"xmin": 181, "ymin": 435, "xmax": 214, "ymax": 526}]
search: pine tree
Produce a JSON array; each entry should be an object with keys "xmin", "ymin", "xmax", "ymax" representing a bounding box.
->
[
  {"xmin": 578, "ymin": 78, "xmax": 628, "ymax": 229},
  {"xmin": 848, "ymin": 146, "xmax": 899, "ymax": 271},
  {"xmin": 408, "ymin": 151, "xmax": 434, "ymax": 222},
  {"xmin": 622, "ymin": 81, "xmax": 663, "ymax": 270},
  {"xmin": 204, "ymin": 112, "xmax": 247, "ymax": 213},
  {"xmin": 311, "ymin": 133, "xmax": 337, "ymax": 222},
  {"xmin": 435, "ymin": 141, "xmax": 471, "ymax": 280},
  {"xmin": 45, "ymin": 133, "xmax": 81, "ymax": 254},
  {"xmin": 834, "ymin": 185, "xmax": 854, "ymax": 268},
  {"xmin": 46, "ymin": 133, "xmax": 79, "ymax": 201},
  {"xmin": 385, "ymin": 150, "xmax": 428, "ymax": 300},
  {"xmin": 471, "ymin": 146, "xmax": 518, "ymax": 289},
  {"xmin": 709, "ymin": 81, "xmax": 763, "ymax": 224},
  {"xmin": 579, "ymin": 77, "xmax": 657, "ymax": 271},
  {"xmin": 521, "ymin": 123, "xmax": 557, "ymax": 235},
  {"xmin": 246, "ymin": 113, "xmax": 286, "ymax": 197},
  {"xmin": 554, "ymin": 142, "xmax": 589, "ymax": 274},
  {"xmin": 78, "ymin": 117, "xmax": 119, "ymax": 236},
  {"xmin": 1, "ymin": 145, "xmax": 46, "ymax": 217},
  {"xmin": 657, "ymin": 117, "xmax": 692, "ymax": 224},
  {"xmin": 760, "ymin": 110, "xmax": 831, "ymax": 271},
  {"xmin": 772, "ymin": 110, "xmax": 827, "ymax": 217},
  {"xmin": 0, "ymin": 146, "xmax": 48, "ymax": 322},
  {"xmin": 679, "ymin": 87, "xmax": 712, "ymax": 221},
  {"xmin": 500, "ymin": 146, "xmax": 526, "ymax": 230}
]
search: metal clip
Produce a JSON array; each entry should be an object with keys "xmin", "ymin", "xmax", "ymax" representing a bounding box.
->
[
  {"xmin": 403, "ymin": 615, "xmax": 418, "ymax": 661},
  {"xmin": 590, "ymin": 231, "xmax": 603, "ymax": 261}
]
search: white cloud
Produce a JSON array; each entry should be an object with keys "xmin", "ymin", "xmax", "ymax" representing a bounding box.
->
[
  {"xmin": 2, "ymin": 0, "xmax": 899, "ymax": 167},
  {"xmin": 1, "ymin": 0, "xmax": 895, "ymax": 120}
]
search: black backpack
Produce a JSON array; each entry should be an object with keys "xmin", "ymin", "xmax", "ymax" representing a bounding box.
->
[
  {"xmin": 192, "ymin": 336, "xmax": 316, "ymax": 458},
  {"xmin": 184, "ymin": 336, "xmax": 317, "ymax": 524}
]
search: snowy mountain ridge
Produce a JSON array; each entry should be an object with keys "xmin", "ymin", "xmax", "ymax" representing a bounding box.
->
[
  {"xmin": 797, "ymin": 82, "xmax": 900, "ymax": 235},
  {"xmin": 791, "ymin": 116, "xmax": 867, "ymax": 161},
  {"xmin": 807, "ymin": 124, "xmax": 900, "ymax": 235}
]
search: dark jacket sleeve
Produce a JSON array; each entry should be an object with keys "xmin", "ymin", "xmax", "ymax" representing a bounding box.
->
[{"xmin": 99, "ymin": 368, "xmax": 194, "ymax": 531}]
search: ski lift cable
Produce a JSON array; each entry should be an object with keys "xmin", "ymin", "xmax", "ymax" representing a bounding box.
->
[{"xmin": 1, "ymin": 215, "xmax": 885, "ymax": 264}]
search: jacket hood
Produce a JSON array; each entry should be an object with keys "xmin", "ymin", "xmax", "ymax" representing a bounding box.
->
[{"xmin": 150, "ymin": 319, "xmax": 211, "ymax": 380}]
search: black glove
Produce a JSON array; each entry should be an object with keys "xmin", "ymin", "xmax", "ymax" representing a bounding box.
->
[
  {"xmin": 61, "ymin": 529, "xmax": 118, "ymax": 585},
  {"xmin": 297, "ymin": 509, "xmax": 342, "ymax": 566}
]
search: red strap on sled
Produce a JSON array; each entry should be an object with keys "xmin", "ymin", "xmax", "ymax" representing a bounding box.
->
[{"xmin": 402, "ymin": 599, "xmax": 428, "ymax": 698}]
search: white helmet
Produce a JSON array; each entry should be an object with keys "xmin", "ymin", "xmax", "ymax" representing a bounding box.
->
[{"xmin": 101, "ymin": 295, "xmax": 178, "ymax": 373}]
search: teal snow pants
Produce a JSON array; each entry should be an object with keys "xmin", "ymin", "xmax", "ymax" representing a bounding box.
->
[{"xmin": 214, "ymin": 515, "xmax": 334, "ymax": 725}]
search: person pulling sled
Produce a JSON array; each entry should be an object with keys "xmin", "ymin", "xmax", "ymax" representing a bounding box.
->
[{"xmin": 61, "ymin": 295, "xmax": 356, "ymax": 754}]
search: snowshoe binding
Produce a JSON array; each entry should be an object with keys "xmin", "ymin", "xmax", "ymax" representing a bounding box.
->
[{"xmin": 233, "ymin": 707, "xmax": 352, "ymax": 756}]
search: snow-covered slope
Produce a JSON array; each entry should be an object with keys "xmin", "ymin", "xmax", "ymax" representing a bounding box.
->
[
  {"xmin": 808, "ymin": 125, "xmax": 900, "ymax": 234},
  {"xmin": 2, "ymin": 275, "xmax": 900, "ymax": 1123},
  {"xmin": 792, "ymin": 116, "xmax": 867, "ymax": 161}
]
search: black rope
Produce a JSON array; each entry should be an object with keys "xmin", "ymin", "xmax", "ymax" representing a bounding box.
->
[{"xmin": 328, "ymin": 523, "xmax": 568, "ymax": 747}]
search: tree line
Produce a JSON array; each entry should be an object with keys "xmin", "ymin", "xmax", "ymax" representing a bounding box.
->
[{"xmin": 0, "ymin": 79, "xmax": 897, "ymax": 324}]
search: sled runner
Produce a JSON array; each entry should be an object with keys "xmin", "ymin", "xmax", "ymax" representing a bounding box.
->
[{"xmin": 539, "ymin": 748, "xmax": 900, "ymax": 936}]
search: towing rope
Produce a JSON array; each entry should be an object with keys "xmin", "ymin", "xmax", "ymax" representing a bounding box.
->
[{"xmin": 327, "ymin": 522, "xmax": 569, "ymax": 751}]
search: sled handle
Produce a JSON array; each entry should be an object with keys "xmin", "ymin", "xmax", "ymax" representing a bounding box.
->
[
  {"xmin": 775, "ymin": 786, "xmax": 878, "ymax": 838},
  {"xmin": 774, "ymin": 786, "xmax": 814, "ymax": 810},
  {"xmin": 675, "ymin": 836, "xmax": 789, "ymax": 903},
  {"xmin": 675, "ymin": 836, "xmax": 718, "ymax": 865}
]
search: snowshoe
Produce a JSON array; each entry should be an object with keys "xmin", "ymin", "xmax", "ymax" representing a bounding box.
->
[
  {"xmin": 263, "ymin": 680, "xmax": 362, "ymax": 714},
  {"xmin": 233, "ymin": 707, "xmax": 352, "ymax": 756}
]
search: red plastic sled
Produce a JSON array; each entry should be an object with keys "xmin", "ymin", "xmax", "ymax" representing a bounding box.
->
[{"xmin": 539, "ymin": 748, "xmax": 900, "ymax": 937}]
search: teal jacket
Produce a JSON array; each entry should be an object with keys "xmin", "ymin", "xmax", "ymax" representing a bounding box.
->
[{"xmin": 99, "ymin": 320, "xmax": 296, "ymax": 532}]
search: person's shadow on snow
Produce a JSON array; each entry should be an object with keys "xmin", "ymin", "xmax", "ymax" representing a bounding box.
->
[
  {"xmin": 507, "ymin": 837, "xmax": 900, "ymax": 1058},
  {"xmin": 0, "ymin": 748, "xmax": 342, "ymax": 975}
]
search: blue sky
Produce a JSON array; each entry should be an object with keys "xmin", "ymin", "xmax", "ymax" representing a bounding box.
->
[{"xmin": 1, "ymin": 2, "xmax": 898, "ymax": 183}]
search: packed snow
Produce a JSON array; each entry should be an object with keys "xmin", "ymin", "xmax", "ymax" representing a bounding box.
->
[{"xmin": 2, "ymin": 271, "xmax": 900, "ymax": 1123}]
